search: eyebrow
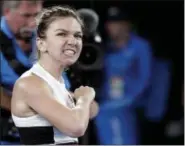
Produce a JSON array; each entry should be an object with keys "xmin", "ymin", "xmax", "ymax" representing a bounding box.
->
[{"xmin": 55, "ymin": 29, "xmax": 82, "ymax": 34}]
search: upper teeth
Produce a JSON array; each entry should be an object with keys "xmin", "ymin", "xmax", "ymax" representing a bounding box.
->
[
  {"xmin": 64, "ymin": 49, "xmax": 75, "ymax": 56},
  {"xmin": 66, "ymin": 49, "xmax": 75, "ymax": 53}
]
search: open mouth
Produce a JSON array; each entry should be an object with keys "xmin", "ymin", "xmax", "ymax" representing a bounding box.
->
[{"xmin": 63, "ymin": 49, "xmax": 76, "ymax": 56}]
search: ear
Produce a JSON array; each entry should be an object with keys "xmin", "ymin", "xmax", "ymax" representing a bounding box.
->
[{"xmin": 36, "ymin": 37, "xmax": 47, "ymax": 52}]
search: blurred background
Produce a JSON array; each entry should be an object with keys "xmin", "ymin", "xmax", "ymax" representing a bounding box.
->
[{"xmin": 0, "ymin": 0, "xmax": 184, "ymax": 145}]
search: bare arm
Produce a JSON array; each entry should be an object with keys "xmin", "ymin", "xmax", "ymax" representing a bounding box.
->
[
  {"xmin": 89, "ymin": 100, "xmax": 99, "ymax": 119},
  {"xmin": 69, "ymin": 92, "xmax": 99, "ymax": 119},
  {"xmin": 12, "ymin": 75, "xmax": 94, "ymax": 137}
]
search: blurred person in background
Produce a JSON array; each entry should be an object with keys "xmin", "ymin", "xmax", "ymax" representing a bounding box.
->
[
  {"xmin": 104, "ymin": 7, "xmax": 153, "ymax": 105},
  {"xmin": 0, "ymin": 0, "xmax": 43, "ymax": 92},
  {"xmin": 96, "ymin": 6, "xmax": 153, "ymax": 145},
  {"xmin": 0, "ymin": 0, "xmax": 43, "ymax": 144}
]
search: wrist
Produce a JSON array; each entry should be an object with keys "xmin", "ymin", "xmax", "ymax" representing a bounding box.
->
[{"xmin": 77, "ymin": 97, "xmax": 92, "ymax": 106}]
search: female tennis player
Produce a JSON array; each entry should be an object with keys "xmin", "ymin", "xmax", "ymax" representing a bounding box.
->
[{"xmin": 11, "ymin": 6, "xmax": 98, "ymax": 145}]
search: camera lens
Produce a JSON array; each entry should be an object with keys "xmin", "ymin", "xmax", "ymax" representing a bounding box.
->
[{"xmin": 78, "ymin": 44, "xmax": 98, "ymax": 65}]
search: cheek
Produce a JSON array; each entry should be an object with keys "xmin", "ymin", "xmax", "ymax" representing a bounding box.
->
[
  {"xmin": 108, "ymin": 26, "xmax": 118, "ymax": 34},
  {"xmin": 76, "ymin": 47, "xmax": 82, "ymax": 58},
  {"xmin": 14, "ymin": 15, "xmax": 25, "ymax": 25},
  {"xmin": 114, "ymin": 26, "xmax": 122, "ymax": 32},
  {"xmin": 47, "ymin": 39, "xmax": 63, "ymax": 53},
  {"xmin": 77, "ymin": 41, "xmax": 83, "ymax": 52}
]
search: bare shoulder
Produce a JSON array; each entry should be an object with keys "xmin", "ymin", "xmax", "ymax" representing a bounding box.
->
[{"xmin": 13, "ymin": 74, "xmax": 52, "ymax": 99}]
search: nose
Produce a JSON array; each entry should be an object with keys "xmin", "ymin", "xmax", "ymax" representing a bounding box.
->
[{"xmin": 67, "ymin": 35, "xmax": 77, "ymax": 46}]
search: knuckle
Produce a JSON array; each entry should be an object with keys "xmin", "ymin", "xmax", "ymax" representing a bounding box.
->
[{"xmin": 79, "ymin": 85, "xmax": 83, "ymax": 88}]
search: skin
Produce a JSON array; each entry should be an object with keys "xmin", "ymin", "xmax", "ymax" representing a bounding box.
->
[
  {"xmin": 105, "ymin": 20, "xmax": 131, "ymax": 49},
  {"xmin": 11, "ymin": 16, "xmax": 98, "ymax": 137},
  {"xmin": 3, "ymin": 1, "xmax": 43, "ymax": 51},
  {"xmin": 37, "ymin": 17, "xmax": 83, "ymax": 73},
  {"xmin": 69, "ymin": 92, "xmax": 99, "ymax": 119}
]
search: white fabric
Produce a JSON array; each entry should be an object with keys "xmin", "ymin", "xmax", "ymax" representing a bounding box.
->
[{"xmin": 12, "ymin": 63, "xmax": 78, "ymax": 144}]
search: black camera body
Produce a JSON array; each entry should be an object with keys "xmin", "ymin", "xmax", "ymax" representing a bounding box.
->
[{"xmin": 66, "ymin": 33, "xmax": 104, "ymax": 91}]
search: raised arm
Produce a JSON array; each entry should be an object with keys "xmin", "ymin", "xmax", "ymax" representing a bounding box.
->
[
  {"xmin": 12, "ymin": 75, "xmax": 95, "ymax": 138},
  {"xmin": 69, "ymin": 91, "xmax": 99, "ymax": 119}
]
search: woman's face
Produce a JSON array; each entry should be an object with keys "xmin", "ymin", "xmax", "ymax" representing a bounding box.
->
[{"xmin": 40, "ymin": 16, "xmax": 83, "ymax": 66}]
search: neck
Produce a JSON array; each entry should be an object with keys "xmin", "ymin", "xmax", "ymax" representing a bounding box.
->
[{"xmin": 38, "ymin": 55, "xmax": 64, "ymax": 82}]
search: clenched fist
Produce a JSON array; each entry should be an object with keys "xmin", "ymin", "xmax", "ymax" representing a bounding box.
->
[{"xmin": 74, "ymin": 86, "xmax": 95, "ymax": 103}]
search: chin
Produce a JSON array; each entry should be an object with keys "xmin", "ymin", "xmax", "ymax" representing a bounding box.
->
[{"xmin": 62, "ymin": 59, "xmax": 76, "ymax": 67}]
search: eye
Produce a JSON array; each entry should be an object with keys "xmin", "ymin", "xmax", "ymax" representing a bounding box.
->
[
  {"xmin": 22, "ymin": 13, "xmax": 32, "ymax": 18},
  {"xmin": 57, "ymin": 33, "xmax": 67, "ymax": 37},
  {"xmin": 74, "ymin": 34, "xmax": 83, "ymax": 39}
]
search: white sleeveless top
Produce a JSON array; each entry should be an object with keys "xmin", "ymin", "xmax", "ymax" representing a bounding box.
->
[{"xmin": 12, "ymin": 63, "xmax": 78, "ymax": 144}]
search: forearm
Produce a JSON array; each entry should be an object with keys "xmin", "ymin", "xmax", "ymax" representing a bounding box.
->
[
  {"xmin": 69, "ymin": 91, "xmax": 98, "ymax": 119},
  {"xmin": 72, "ymin": 98, "xmax": 91, "ymax": 132},
  {"xmin": 89, "ymin": 100, "xmax": 99, "ymax": 119}
]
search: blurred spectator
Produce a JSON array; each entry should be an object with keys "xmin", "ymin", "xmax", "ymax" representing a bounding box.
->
[
  {"xmin": 103, "ymin": 6, "xmax": 153, "ymax": 105},
  {"xmin": 0, "ymin": 0, "xmax": 43, "ymax": 144},
  {"xmin": 1, "ymin": 0, "xmax": 43, "ymax": 90},
  {"xmin": 95, "ymin": 6, "xmax": 153, "ymax": 145}
]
